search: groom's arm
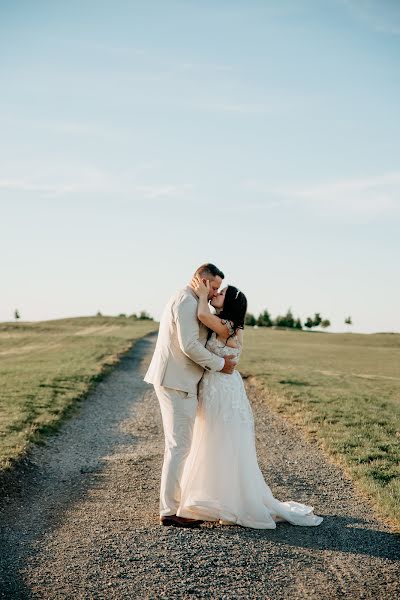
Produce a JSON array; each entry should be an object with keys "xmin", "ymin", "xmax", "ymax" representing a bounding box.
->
[{"xmin": 174, "ymin": 295, "xmax": 225, "ymax": 372}]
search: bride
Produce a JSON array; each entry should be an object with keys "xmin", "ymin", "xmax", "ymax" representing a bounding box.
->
[{"xmin": 176, "ymin": 276, "xmax": 324, "ymax": 529}]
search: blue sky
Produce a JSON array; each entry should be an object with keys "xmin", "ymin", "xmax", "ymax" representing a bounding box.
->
[{"xmin": 1, "ymin": 0, "xmax": 399, "ymax": 333}]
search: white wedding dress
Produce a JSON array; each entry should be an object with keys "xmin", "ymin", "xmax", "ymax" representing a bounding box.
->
[{"xmin": 177, "ymin": 327, "xmax": 324, "ymax": 529}]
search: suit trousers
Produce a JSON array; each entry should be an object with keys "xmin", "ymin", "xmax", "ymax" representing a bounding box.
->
[{"xmin": 154, "ymin": 384, "xmax": 198, "ymax": 516}]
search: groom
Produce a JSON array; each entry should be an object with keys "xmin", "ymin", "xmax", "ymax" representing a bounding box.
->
[{"xmin": 144, "ymin": 263, "xmax": 236, "ymax": 527}]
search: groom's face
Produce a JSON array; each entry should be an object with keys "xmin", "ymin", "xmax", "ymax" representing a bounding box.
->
[{"xmin": 206, "ymin": 276, "xmax": 222, "ymax": 301}]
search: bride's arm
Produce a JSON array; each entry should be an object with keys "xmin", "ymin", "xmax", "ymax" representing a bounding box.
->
[
  {"xmin": 191, "ymin": 277, "xmax": 231, "ymax": 338},
  {"xmin": 198, "ymin": 295, "xmax": 231, "ymax": 337}
]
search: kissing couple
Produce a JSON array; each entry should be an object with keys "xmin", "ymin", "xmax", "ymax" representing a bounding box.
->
[{"xmin": 144, "ymin": 263, "xmax": 323, "ymax": 529}]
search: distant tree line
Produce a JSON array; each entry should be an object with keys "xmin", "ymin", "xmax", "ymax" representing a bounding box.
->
[
  {"xmin": 11, "ymin": 307, "xmax": 352, "ymax": 330},
  {"xmin": 128, "ymin": 310, "xmax": 154, "ymax": 320},
  {"xmin": 11, "ymin": 308, "xmax": 154, "ymax": 322},
  {"xmin": 245, "ymin": 308, "xmax": 338, "ymax": 331},
  {"xmin": 96, "ymin": 310, "xmax": 154, "ymax": 321}
]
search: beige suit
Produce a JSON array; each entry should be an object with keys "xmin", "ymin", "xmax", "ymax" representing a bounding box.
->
[
  {"xmin": 144, "ymin": 285, "xmax": 225, "ymax": 516},
  {"xmin": 144, "ymin": 285, "xmax": 224, "ymax": 393}
]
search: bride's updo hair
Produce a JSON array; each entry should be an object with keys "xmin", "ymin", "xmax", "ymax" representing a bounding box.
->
[{"xmin": 219, "ymin": 285, "xmax": 248, "ymax": 340}]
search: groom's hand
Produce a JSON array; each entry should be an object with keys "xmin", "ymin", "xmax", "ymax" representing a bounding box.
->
[{"xmin": 221, "ymin": 355, "xmax": 236, "ymax": 374}]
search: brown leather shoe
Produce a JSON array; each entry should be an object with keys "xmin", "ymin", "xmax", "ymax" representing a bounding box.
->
[{"xmin": 160, "ymin": 515, "xmax": 203, "ymax": 528}]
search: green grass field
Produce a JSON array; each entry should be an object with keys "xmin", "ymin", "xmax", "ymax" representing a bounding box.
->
[
  {"xmin": 0, "ymin": 317, "xmax": 157, "ymax": 472},
  {"xmin": 1, "ymin": 318, "xmax": 399, "ymax": 530},
  {"xmin": 240, "ymin": 328, "xmax": 400, "ymax": 530}
]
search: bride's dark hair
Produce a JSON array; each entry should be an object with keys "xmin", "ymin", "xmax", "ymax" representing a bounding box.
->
[{"xmin": 219, "ymin": 285, "xmax": 247, "ymax": 341}]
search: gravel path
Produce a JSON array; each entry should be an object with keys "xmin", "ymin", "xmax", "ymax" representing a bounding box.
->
[{"xmin": 0, "ymin": 333, "xmax": 398, "ymax": 599}]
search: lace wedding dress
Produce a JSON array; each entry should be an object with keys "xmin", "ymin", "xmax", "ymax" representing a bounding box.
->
[{"xmin": 177, "ymin": 326, "xmax": 324, "ymax": 529}]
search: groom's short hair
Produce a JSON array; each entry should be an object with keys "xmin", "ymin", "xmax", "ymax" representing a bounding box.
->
[{"xmin": 195, "ymin": 263, "xmax": 224, "ymax": 280}]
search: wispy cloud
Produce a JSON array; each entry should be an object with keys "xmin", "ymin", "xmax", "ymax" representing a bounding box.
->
[
  {"xmin": 0, "ymin": 167, "xmax": 112, "ymax": 197},
  {"xmin": 340, "ymin": 0, "xmax": 400, "ymax": 35},
  {"xmin": 0, "ymin": 163, "xmax": 193, "ymax": 201},
  {"xmin": 134, "ymin": 184, "xmax": 193, "ymax": 199},
  {"xmin": 0, "ymin": 179, "xmax": 55, "ymax": 194},
  {"xmin": 0, "ymin": 116, "xmax": 123, "ymax": 141},
  {"xmin": 198, "ymin": 102, "xmax": 280, "ymax": 115},
  {"xmin": 69, "ymin": 41, "xmax": 146, "ymax": 56},
  {"xmin": 64, "ymin": 39, "xmax": 233, "ymax": 75},
  {"xmin": 36, "ymin": 119, "xmax": 123, "ymax": 140},
  {"xmin": 179, "ymin": 62, "xmax": 233, "ymax": 73},
  {"xmin": 196, "ymin": 93, "xmax": 301, "ymax": 115},
  {"xmin": 245, "ymin": 172, "xmax": 400, "ymax": 222}
]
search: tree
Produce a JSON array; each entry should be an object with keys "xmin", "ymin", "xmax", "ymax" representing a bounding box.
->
[
  {"xmin": 312, "ymin": 312, "xmax": 322, "ymax": 327},
  {"xmin": 304, "ymin": 316, "xmax": 314, "ymax": 329},
  {"xmin": 281, "ymin": 308, "xmax": 295, "ymax": 328},
  {"xmin": 257, "ymin": 309, "xmax": 272, "ymax": 327},
  {"xmin": 14, "ymin": 309, "xmax": 20, "ymax": 321},
  {"xmin": 138, "ymin": 310, "xmax": 153, "ymax": 321},
  {"xmin": 245, "ymin": 312, "xmax": 256, "ymax": 326},
  {"xmin": 321, "ymin": 319, "xmax": 331, "ymax": 329},
  {"xmin": 96, "ymin": 311, "xmax": 102, "ymax": 317},
  {"xmin": 294, "ymin": 318, "xmax": 303, "ymax": 330},
  {"xmin": 118, "ymin": 313, "xmax": 127, "ymax": 318},
  {"xmin": 286, "ymin": 308, "xmax": 295, "ymax": 328},
  {"xmin": 273, "ymin": 308, "xmax": 301, "ymax": 329},
  {"xmin": 345, "ymin": 316, "xmax": 352, "ymax": 332},
  {"xmin": 274, "ymin": 314, "xmax": 286, "ymax": 327}
]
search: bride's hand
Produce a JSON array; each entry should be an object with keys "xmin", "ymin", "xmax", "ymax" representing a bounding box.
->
[{"xmin": 191, "ymin": 275, "xmax": 209, "ymax": 298}]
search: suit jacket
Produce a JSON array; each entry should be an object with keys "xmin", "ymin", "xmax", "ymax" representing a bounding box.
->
[{"xmin": 144, "ymin": 285, "xmax": 225, "ymax": 393}]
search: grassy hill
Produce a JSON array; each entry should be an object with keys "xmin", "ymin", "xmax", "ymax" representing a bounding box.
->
[
  {"xmin": 1, "ymin": 318, "xmax": 398, "ymax": 529},
  {"xmin": 0, "ymin": 316, "xmax": 157, "ymax": 472},
  {"xmin": 240, "ymin": 328, "xmax": 400, "ymax": 529}
]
